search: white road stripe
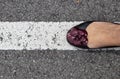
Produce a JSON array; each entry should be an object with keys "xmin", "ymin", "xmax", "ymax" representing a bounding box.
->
[{"xmin": 0, "ymin": 22, "xmax": 86, "ymax": 50}]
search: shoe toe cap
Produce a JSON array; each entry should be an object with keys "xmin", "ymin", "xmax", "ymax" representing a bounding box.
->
[{"xmin": 66, "ymin": 27, "xmax": 88, "ymax": 48}]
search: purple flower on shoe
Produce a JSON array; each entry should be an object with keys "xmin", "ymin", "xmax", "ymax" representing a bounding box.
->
[{"xmin": 67, "ymin": 27, "xmax": 88, "ymax": 47}]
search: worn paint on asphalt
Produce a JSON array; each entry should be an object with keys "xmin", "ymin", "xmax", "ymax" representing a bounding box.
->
[{"xmin": 0, "ymin": 22, "xmax": 84, "ymax": 50}]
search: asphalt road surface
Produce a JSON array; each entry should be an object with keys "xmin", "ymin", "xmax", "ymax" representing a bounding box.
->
[{"xmin": 0, "ymin": 0, "xmax": 120, "ymax": 79}]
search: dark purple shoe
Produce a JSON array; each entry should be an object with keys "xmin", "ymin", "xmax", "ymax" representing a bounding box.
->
[
  {"xmin": 66, "ymin": 21, "xmax": 120, "ymax": 49},
  {"xmin": 66, "ymin": 21, "xmax": 93, "ymax": 49}
]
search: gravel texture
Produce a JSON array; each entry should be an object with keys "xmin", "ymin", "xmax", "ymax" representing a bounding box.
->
[
  {"xmin": 0, "ymin": 0, "xmax": 119, "ymax": 21},
  {"xmin": 0, "ymin": 50, "xmax": 119, "ymax": 79},
  {"xmin": 0, "ymin": 0, "xmax": 120, "ymax": 79}
]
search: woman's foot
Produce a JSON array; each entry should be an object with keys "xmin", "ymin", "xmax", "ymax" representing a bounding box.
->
[
  {"xmin": 66, "ymin": 21, "xmax": 120, "ymax": 49},
  {"xmin": 86, "ymin": 22, "xmax": 120, "ymax": 48}
]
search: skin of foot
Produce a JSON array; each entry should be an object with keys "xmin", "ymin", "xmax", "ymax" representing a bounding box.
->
[{"xmin": 86, "ymin": 22, "xmax": 120, "ymax": 48}]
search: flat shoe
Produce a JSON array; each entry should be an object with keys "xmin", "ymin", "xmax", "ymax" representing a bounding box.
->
[{"xmin": 66, "ymin": 21, "xmax": 119, "ymax": 49}]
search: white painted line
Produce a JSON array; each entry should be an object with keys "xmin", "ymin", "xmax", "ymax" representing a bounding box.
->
[{"xmin": 0, "ymin": 22, "xmax": 85, "ymax": 50}]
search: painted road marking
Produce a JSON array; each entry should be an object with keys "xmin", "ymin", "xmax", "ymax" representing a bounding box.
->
[{"xmin": 0, "ymin": 22, "xmax": 85, "ymax": 50}]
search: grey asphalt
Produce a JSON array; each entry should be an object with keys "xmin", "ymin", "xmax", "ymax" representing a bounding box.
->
[
  {"xmin": 0, "ymin": 0, "xmax": 120, "ymax": 79},
  {"xmin": 0, "ymin": 50, "xmax": 120, "ymax": 79},
  {"xmin": 0, "ymin": 0, "xmax": 120, "ymax": 22}
]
